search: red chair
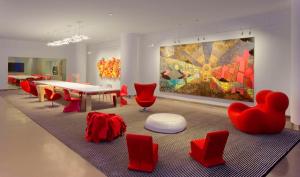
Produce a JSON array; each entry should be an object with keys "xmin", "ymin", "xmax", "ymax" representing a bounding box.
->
[
  {"xmin": 63, "ymin": 89, "xmax": 81, "ymax": 112},
  {"xmin": 134, "ymin": 83, "xmax": 157, "ymax": 111},
  {"xmin": 228, "ymin": 90, "xmax": 289, "ymax": 134},
  {"xmin": 20, "ymin": 80, "xmax": 31, "ymax": 94},
  {"xmin": 189, "ymin": 130, "xmax": 229, "ymax": 168},
  {"xmin": 29, "ymin": 82, "xmax": 38, "ymax": 97},
  {"xmin": 44, "ymin": 88, "xmax": 62, "ymax": 107},
  {"xmin": 126, "ymin": 133, "xmax": 158, "ymax": 172},
  {"xmin": 120, "ymin": 84, "xmax": 128, "ymax": 106}
]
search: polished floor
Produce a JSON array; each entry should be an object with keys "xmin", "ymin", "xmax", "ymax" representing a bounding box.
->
[
  {"xmin": 0, "ymin": 96, "xmax": 105, "ymax": 177},
  {"xmin": 0, "ymin": 94, "xmax": 299, "ymax": 177}
]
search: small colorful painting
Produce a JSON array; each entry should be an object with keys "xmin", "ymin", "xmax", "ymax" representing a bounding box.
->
[
  {"xmin": 97, "ymin": 57, "xmax": 120, "ymax": 79},
  {"xmin": 160, "ymin": 37, "xmax": 254, "ymax": 102}
]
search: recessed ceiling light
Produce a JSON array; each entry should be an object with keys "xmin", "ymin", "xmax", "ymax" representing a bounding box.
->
[{"xmin": 108, "ymin": 12, "xmax": 113, "ymax": 16}]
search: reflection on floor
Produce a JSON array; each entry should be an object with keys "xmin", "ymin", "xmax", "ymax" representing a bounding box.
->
[
  {"xmin": 0, "ymin": 92, "xmax": 299, "ymax": 177},
  {"xmin": 0, "ymin": 96, "xmax": 105, "ymax": 177}
]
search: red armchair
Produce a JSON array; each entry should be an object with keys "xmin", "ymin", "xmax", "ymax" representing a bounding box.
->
[
  {"xmin": 44, "ymin": 88, "xmax": 62, "ymax": 107},
  {"xmin": 134, "ymin": 83, "xmax": 157, "ymax": 111},
  {"xmin": 29, "ymin": 82, "xmax": 38, "ymax": 97},
  {"xmin": 189, "ymin": 130, "xmax": 229, "ymax": 168},
  {"xmin": 20, "ymin": 80, "xmax": 31, "ymax": 94},
  {"xmin": 63, "ymin": 89, "xmax": 81, "ymax": 112},
  {"xmin": 228, "ymin": 90, "xmax": 289, "ymax": 134},
  {"xmin": 120, "ymin": 84, "xmax": 128, "ymax": 106},
  {"xmin": 126, "ymin": 133, "xmax": 158, "ymax": 172}
]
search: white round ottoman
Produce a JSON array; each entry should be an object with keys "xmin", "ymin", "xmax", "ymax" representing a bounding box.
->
[{"xmin": 145, "ymin": 113, "xmax": 187, "ymax": 133}]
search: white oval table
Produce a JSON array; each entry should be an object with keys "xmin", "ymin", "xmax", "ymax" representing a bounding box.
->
[{"xmin": 145, "ymin": 113, "xmax": 187, "ymax": 134}]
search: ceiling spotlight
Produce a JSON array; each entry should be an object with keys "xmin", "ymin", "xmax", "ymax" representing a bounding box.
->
[
  {"xmin": 203, "ymin": 37, "xmax": 206, "ymax": 40},
  {"xmin": 108, "ymin": 12, "xmax": 113, "ymax": 16},
  {"xmin": 197, "ymin": 36, "xmax": 200, "ymax": 41},
  {"xmin": 241, "ymin": 31, "xmax": 244, "ymax": 36},
  {"xmin": 249, "ymin": 30, "xmax": 252, "ymax": 35}
]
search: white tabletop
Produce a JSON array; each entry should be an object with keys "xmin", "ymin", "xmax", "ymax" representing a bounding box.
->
[
  {"xmin": 34, "ymin": 80, "xmax": 119, "ymax": 94},
  {"xmin": 8, "ymin": 75, "xmax": 39, "ymax": 80}
]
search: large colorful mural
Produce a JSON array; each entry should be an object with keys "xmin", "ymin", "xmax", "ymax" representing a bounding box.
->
[
  {"xmin": 97, "ymin": 57, "xmax": 120, "ymax": 79},
  {"xmin": 160, "ymin": 37, "xmax": 254, "ymax": 102}
]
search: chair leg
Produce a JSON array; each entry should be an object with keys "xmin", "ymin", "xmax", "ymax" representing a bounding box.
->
[{"xmin": 139, "ymin": 107, "xmax": 148, "ymax": 112}]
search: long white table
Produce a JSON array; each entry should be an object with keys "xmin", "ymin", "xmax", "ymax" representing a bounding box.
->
[
  {"xmin": 34, "ymin": 80, "xmax": 120, "ymax": 112},
  {"xmin": 8, "ymin": 74, "xmax": 39, "ymax": 80}
]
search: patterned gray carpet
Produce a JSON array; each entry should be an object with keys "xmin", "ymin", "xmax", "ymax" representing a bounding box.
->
[{"xmin": 1, "ymin": 90, "xmax": 300, "ymax": 177}]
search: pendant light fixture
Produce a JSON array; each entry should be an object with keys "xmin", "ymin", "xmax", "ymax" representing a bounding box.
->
[{"xmin": 47, "ymin": 21, "xmax": 89, "ymax": 47}]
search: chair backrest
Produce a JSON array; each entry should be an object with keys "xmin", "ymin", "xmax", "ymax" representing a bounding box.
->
[
  {"xmin": 134, "ymin": 83, "xmax": 156, "ymax": 100},
  {"xmin": 256, "ymin": 90, "xmax": 272, "ymax": 105},
  {"xmin": 63, "ymin": 89, "xmax": 72, "ymax": 101},
  {"xmin": 120, "ymin": 84, "xmax": 128, "ymax": 96},
  {"xmin": 203, "ymin": 130, "xmax": 229, "ymax": 160},
  {"xmin": 126, "ymin": 134, "xmax": 154, "ymax": 164},
  {"xmin": 44, "ymin": 88, "xmax": 53, "ymax": 100},
  {"xmin": 265, "ymin": 92, "xmax": 289, "ymax": 113}
]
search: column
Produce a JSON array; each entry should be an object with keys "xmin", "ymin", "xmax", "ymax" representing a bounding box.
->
[
  {"xmin": 120, "ymin": 33, "xmax": 140, "ymax": 95},
  {"xmin": 69, "ymin": 43, "xmax": 87, "ymax": 82},
  {"xmin": 291, "ymin": 0, "xmax": 300, "ymax": 127}
]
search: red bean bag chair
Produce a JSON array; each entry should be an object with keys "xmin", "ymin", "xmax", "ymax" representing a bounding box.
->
[
  {"xmin": 228, "ymin": 90, "xmax": 289, "ymax": 134},
  {"xmin": 85, "ymin": 112, "xmax": 126, "ymax": 143}
]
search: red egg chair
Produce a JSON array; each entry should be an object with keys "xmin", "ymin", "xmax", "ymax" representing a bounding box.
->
[
  {"xmin": 126, "ymin": 133, "xmax": 158, "ymax": 172},
  {"xmin": 63, "ymin": 89, "xmax": 81, "ymax": 112},
  {"xmin": 134, "ymin": 83, "xmax": 157, "ymax": 111},
  {"xmin": 44, "ymin": 88, "xmax": 62, "ymax": 107},
  {"xmin": 189, "ymin": 130, "xmax": 229, "ymax": 168},
  {"xmin": 228, "ymin": 90, "xmax": 289, "ymax": 134},
  {"xmin": 20, "ymin": 80, "xmax": 31, "ymax": 94}
]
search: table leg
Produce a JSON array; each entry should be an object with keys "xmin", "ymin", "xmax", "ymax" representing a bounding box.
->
[{"xmin": 81, "ymin": 94, "xmax": 92, "ymax": 112}]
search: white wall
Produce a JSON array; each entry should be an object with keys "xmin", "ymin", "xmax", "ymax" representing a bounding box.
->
[
  {"xmin": 87, "ymin": 40, "xmax": 121, "ymax": 89},
  {"xmin": 0, "ymin": 38, "xmax": 85, "ymax": 89},
  {"xmin": 138, "ymin": 7, "xmax": 291, "ymax": 112}
]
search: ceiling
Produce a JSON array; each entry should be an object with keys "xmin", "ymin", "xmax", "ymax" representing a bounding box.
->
[{"xmin": 0, "ymin": 0, "xmax": 290, "ymax": 43}]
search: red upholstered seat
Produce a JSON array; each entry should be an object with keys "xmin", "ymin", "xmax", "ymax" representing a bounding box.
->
[
  {"xmin": 63, "ymin": 89, "xmax": 81, "ymax": 112},
  {"xmin": 134, "ymin": 83, "xmax": 157, "ymax": 111},
  {"xmin": 228, "ymin": 90, "xmax": 289, "ymax": 134},
  {"xmin": 44, "ymin": 88, "xmax": 62, "ymax": 107},
  {"xmin": 20, "ymin": 80, "xmax": 31, "ymax": 94},
  {"xmin": 126, "ymin": 133, "xmax": 158, "ymax": 172},
  {"xmin": 190, "ymin": 130, "xmax": 229, "ymax": 168},
  {"xmin": 85, "ymin": 112, "xmax": 126, "ymax": 142}
]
